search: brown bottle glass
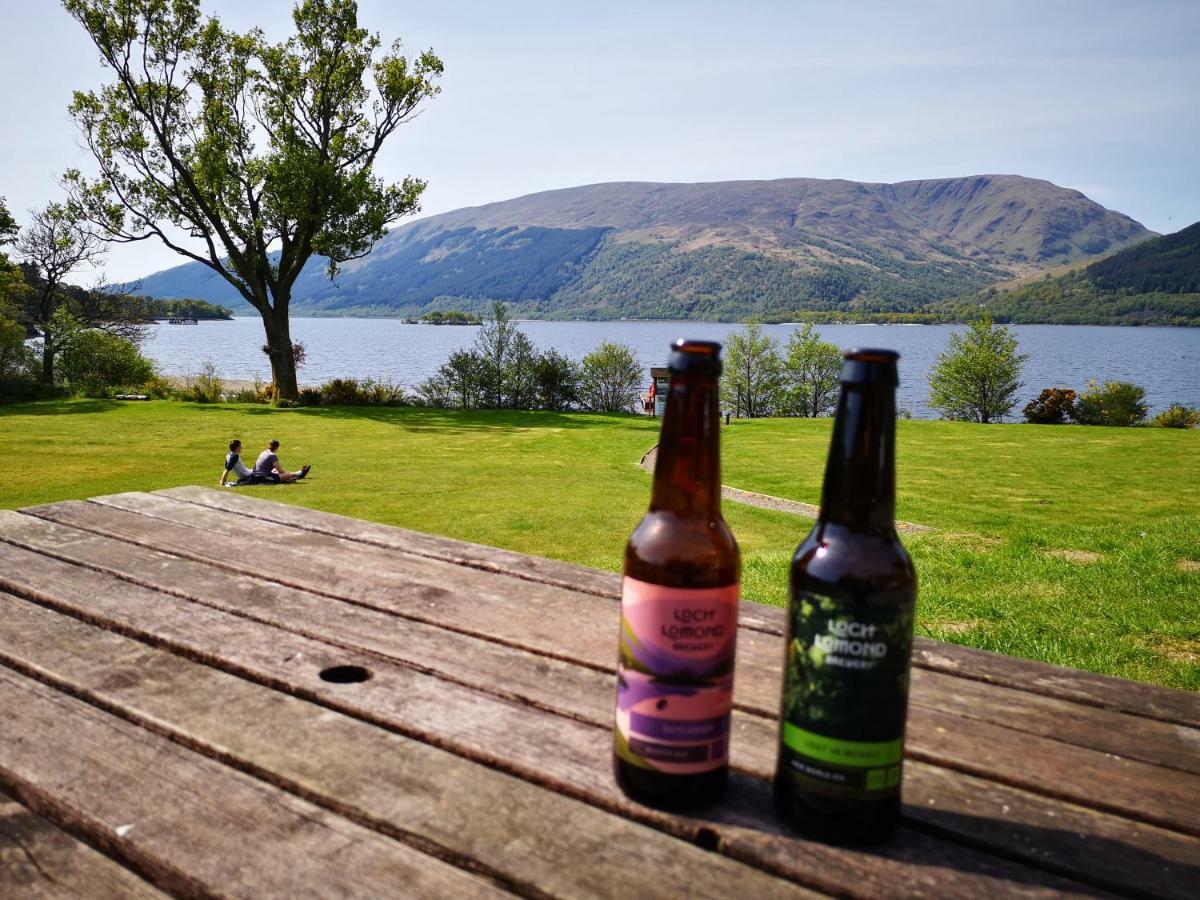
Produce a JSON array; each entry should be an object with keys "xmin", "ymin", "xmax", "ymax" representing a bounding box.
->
[
  {"xmin": 774, "ymin": 348, "xmax": 917, "ymax": 843},
  {"xmin": 614, "ymin": 340, "xmax": 741, "ymax": 809}
]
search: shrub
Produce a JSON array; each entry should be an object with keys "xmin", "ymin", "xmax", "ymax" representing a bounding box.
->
[
  {"xmin": 320, "ymin": 377, "xmax": 366, "ymax": 405},
  {"xmin": 359, "ymin": 377, "xmax": 408, "ymax": 406},
  {"xmin": 1072, "ymin": 380, "xmax": 1148, "ymax": 427},
  {"xmin": 1023, "ymin": 388, "xmax": 1077, "ymax": 424},
  {"xmin": 176, "ymin": 361, "xmax": 225, "ymax": 403},
  {"xmin": 1151, "ymin": 404, "xmax": 1200, "ymax": 429},
  {"xmin": 532, "ymin": 350, "xmax": 579, "ymax": 411},
  {"xmin": 415, "ymin": 374, "xmax": 452, "ymax": 407},
  {"xmin": 580, "ymin": 341, "xmax": 643, "ymax": 413},
  {"xmin": 226, "ymin": 379, "xmax": 269, "ymax": 404},
  {"xmin": 0, "ymin": 377, "xmax": 62, "ymax": 404},
  {"xmin": 298, "ymin": 386, "xmax": 324, "ymax": 406},
  {"xmin": 59, "ymin": 329, "xmax": 155, "ymax": 397},
  {"xmin": 140, "ymin": 373, "xmax": 175, "ymax": 399},
  {"xmin": 0, "ymin": 316, "xmax": 28, "ymax": 378}
]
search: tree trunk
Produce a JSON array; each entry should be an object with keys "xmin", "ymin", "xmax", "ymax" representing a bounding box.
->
[
  {"xmin": 260, "ymin": 306, "xmax": 299, "ymax": 402},
  {"xmin": 41, "ymin": 332, "xmax": 54, "ymax": 385}
]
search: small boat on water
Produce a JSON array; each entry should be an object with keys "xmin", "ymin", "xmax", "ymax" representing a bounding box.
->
[{"xmin": 167, "ymin": 317, "xmax": 200, "ymax": 324}]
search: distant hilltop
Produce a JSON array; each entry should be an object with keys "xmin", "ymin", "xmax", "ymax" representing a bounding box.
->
[{"xmin": 133, "ymin": 174, "xmax": 1157, "ymax": 322}]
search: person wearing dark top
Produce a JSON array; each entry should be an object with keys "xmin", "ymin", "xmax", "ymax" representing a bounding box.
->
[
  {"xmin": 220, "ymin": 439, "xmax": 256, "ymax": 486},
  {"xmin": 254, "ymin": 439, "xmax": 311, "ymax": 483}
]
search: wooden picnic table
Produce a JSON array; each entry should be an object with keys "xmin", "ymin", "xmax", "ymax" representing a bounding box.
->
[{"xmin": 0, "ymin": 487, "xmax": 1196, "ymax": 898}]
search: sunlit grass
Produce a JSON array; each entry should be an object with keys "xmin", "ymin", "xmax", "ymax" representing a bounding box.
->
[{"xmin": 1, "ymin": 399, "xmax": 1196, "ymax": 690}]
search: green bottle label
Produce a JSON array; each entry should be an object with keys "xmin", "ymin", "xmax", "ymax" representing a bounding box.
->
[{"xmin": 778, "ymin": 591, "xmax": 914, "ymax": 798}]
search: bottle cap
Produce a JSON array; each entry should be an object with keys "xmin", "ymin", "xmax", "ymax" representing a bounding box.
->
[
  {"xmin": 841, "ymin": 347, "xmax": 899, "ymax": 385},
  {"xmin": 668, "ymin": 339, "xmax": 723, "ymax": 376}
]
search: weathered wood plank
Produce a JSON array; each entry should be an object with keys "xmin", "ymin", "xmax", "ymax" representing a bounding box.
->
[
  {"xmin": 0, "ymin": 541, "xmax": 1117, "ymax": 898},
  {"xmin": 15, "ymin": 500, "xmax": 1199, "ymax": 783},
  {"xmin": 158, "ymin": 483, "xmax": 623, "ymax": 599},
  {"xmin": 161, "ymin": 485, "xmax": 1200, "ymax": 728},
  {"xmin": 0, "ymin": 594, "xmax": 814, "ymax": 900},
  {"xmin": 0, "ymin": 668, "xmax": 508, "ymax": 899},
  {"xmin": 3, "ymin": 514, "xmax": 1196, "ymax": 897},
  {"xmin": 0, "ymin": 789, "xmax": 167, "ymax": 899},
  {"xmin": 0, "ymin": 508, "xmax": 614, "ymax": 727}
]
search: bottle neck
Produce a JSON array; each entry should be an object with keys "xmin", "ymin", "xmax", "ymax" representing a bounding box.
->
[
  {"xmin": 819, "ymin": 383, "xmax": 897, "ymax": 533},
  {"xmin": 650, "ymin": 373, "xmax": 721, "ymax": 518}
]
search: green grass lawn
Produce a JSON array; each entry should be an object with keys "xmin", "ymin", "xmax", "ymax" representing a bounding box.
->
[{"xmin": 1, "ymin": 399, "xmax": 1196, "ymax": 690}]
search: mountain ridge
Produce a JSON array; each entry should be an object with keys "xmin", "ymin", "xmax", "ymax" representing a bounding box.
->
[{"xmin": 133, "ymin": 174, "xmax": 1156, "ymax": 321}]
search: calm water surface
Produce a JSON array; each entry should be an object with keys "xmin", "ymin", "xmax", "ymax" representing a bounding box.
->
[{"xmin": 140, "ymin": 318, "xmax": 1200, "ymax": 418}]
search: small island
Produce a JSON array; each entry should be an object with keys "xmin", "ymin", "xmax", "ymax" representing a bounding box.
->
[{"xmin": 414, "ymin": 310, "xmax": 480, "ymax": 325}]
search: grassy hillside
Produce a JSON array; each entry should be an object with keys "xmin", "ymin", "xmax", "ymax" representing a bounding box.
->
[
  {"xmin": 1, "ymin": 400, "xmax": 1195, "ymax": 690},
  {"xmin": 944, "ymin": 221, "xmax": 1200, "ymax": 325}
]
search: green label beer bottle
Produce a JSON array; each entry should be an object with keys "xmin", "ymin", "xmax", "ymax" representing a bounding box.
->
[{"xmin": 774, "ymin": 348, "xmax": 917, "ymax": 843}]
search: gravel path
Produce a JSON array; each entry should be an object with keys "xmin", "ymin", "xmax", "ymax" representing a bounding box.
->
[{"xmin": 638, "ymin": 445, "xmax": 931, "ymax": 533}]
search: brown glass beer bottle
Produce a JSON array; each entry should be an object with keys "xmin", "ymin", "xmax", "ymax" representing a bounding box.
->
[
  {"xmin": 774, "ymin": 348, "xmax": 917, "ymax": 843},
  {"xmin": 614, "ymin": 339, "xmax": 741, "ymax": 809}
]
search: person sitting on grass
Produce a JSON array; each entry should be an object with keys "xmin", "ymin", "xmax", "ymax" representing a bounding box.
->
[
  {"xmin": 253, "ymin": 439, "xmax": 311, "ymax": 484},
  {"xmin": 220, "ymin": 439, "xmax": 255, "ymax": 487}
]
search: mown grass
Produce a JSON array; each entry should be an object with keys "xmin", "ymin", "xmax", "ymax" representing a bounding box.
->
[{"xmin": 0, "ymin": 399, "xmax": 1196, "ymax": 690}]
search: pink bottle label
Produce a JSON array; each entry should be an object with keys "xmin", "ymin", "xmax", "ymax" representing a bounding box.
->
[{"xmin": 614, "ymin": 576, "xmax": 740, "ymax": 774}]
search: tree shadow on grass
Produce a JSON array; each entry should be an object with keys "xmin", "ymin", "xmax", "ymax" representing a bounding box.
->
[
  {"xmin": 0, "ymin": 399, "xmax": 123, "ymax": 416},
  {"xmin": 191, "ymin": 402, "xmax": 646, "ymax": 435}
]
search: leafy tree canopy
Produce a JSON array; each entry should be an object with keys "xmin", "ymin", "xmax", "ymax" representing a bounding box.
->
[
  {"xmin": 722, "ymin": 322, "xmax": 783, "ymax": 418},
  {"xmin": 928, "ymin": 315, "xmax": 1026, "ymax": 424},
  {"xmin": 781, "ymin": 323, "xmax": 841, "ymax": 417},
  {"xmin": 62, "ymin": 0, "xmax": 442, "ymax": 398}
]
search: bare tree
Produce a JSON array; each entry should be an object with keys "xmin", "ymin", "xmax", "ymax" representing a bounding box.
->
[
  {"xmin": 16, "ymin": 202, "xmax": 106, "ymax": 383},
  {"xmin": 75, "ymin": 277, "xmax": 152, "ymax": 346}
]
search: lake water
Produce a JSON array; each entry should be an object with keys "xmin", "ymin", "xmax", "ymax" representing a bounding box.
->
[{"xmin": 140, "ymin": 318, "xmax": 1200, "ymax": 418}]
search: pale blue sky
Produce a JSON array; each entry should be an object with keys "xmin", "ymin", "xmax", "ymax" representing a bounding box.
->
[{"xmin": 1, "ymin": 0, "xmax": 1197, "ymax": 282}]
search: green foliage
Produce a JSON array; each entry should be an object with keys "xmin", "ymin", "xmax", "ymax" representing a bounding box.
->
[
  {"xmin": 312, "ymin": 377, "xmax": 408, "ymax": 406},
  {"xmin": 14, "ymin": 201, "xmax": 106, "ymax": 383},
  {"xmin": 721, "ymin": 322, "xmax": 783, "ymax": 418},
  {"xmin": 532, "ymin": 349, "xmax": 580, "ymax": 411},
  {"xmin": 1073, "ymin": 380, "xmax": 1149, "ymax": 427},
  {"xmin": 0, "ymin": 316, "xmax": 29, "ymax": 377},
  {"xmin": 1023, "ymin": 388, "xmax": 1077, "ymax": 425},
  {"xmin": 419, "ymin": 309, "xmax": 480, "ymax": 325},
  {"xmin": 945, "ymin": 223, "xmax": 1200, "ymax": 326},
  {"xmin": 148, "ymin": 298, "xmax": 233, "ymax": 320},
  {"xmin": 1151, "ymin": 404, "xmax": 1200, "ymax": 429},
  {"xmin": 62, "ymin": 0, "xmax": 442, "ymax": 397},
  {"xmin": 542, "ymin": 235, "xmax": 999, "ymax": 321},
  {"xmin": 58, "ymin": 329, "xmax": 156, "ymax": 396},
  {"xmin": 1087, "ymin": 221, "xmax": 1200, "ymax": 294},
  {"xmin": 417, "ymin": 311, "xmax": 581, "ymax": 411},
  {"xmin": 0, "ymin": 196, "xmax": 16, "ymax": 244},
  {"xmin": 175, "ymin": 361, "xmax": 226, "ymax": 404},
  {"xmin": 780, "ymin": 324, "xmax": 841, "ymax": 417},
  {"xmin": 929, "ymin": 316, "xmax": 1026, "ymax": 423},
  {"xmin": 471, "ymin": 302, "xmax": 538, "ymax": 409},
  {"xmin": 580, "ymin": 341, "xmax": 643, "ymax": 413}
]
